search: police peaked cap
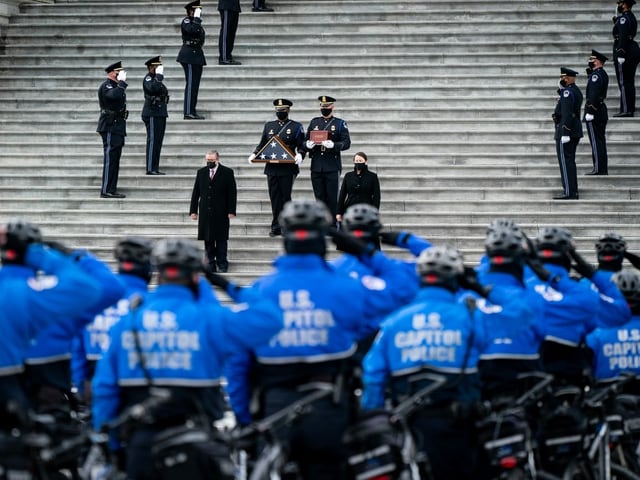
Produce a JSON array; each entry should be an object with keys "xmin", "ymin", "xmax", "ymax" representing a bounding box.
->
[
  {"xmin": 185, "ymin": 0, "xmax": 202, "ymax": 11},
  {"xmin": 105, "ymin": 61, "xmax": 124, "ymax": 73},
  {"xmin": 145, "ymin": 56, "xmax": 163, "ymax": 67},
  {"xmin": 619, "ymin": 0, "xmax": 636, "ymax": 6},
  {"xmin": 560, "ymin": 67, "xmax": 579, "ymax": 77},
  {"xmin": 273, "ymin": 98, "xmax": 293, "ymax": 109},
  {"xmin": 318, "ymin": 95, "xmax": 336, "ymax": 105},
  {"xmin": 590, "ymin": 50, "xmax": 608, "ymax": 63}
]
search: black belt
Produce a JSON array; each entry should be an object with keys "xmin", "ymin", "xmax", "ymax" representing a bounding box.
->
[{"xmin": 183, "ymin": 40, "xmax": 202, "ymax": 47}]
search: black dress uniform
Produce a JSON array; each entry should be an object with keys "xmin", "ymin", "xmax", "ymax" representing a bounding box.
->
[
  {"xmin": 584, "ymin": 50, "xmax": 609, "ymax": 175},
  {"xmin": 97, "ymin": 61, "xmax": 128, "ymax": 198},
  {"xmin": 218, "ymin": 0, "xmax": 241, "ymax": 64},
  {"xmin": 142, "ymin": 56, "xmax": 169, "ymax": 175},
  {"xmin": 305, "ymin": 95, "xmax": 351, "ymax": 219},
  {"xmin": 553, "ymin": 68, "xmax": 583, "ymax": 200},
  {"xmin": 252, "ymin": 99, "xmax": 305, "ymax": 236},
  {"xmin": 613, "ymin": 0, "xmax": 640, "ymax": 116},
  {"xmin": 176, "ymin": 0, "xmax": 206, "ymax": 119}
]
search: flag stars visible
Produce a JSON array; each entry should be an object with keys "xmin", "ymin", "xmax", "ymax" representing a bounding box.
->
[
  {"xmin": 281, "ymin": 152, "xmax": 289, "ymax": 159},
  {"xmin": 270, "ymin": 152, "xmax": 277, "ymax": 159}
]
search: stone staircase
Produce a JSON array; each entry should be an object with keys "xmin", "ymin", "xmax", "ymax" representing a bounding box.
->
[{"xmin": 0, "ymin": 0, "xmax": 639, "ymax": 285}]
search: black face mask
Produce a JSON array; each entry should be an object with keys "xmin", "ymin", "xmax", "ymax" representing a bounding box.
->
[
  {"xmin": 354, "ymin": 164, "xmax": 368, "ymax": 173},
  {"xmin": 207, "ymin": 161, "xmax": 217, "ymax": 169},
  {"xmin": 559, "ymin": 79, "xmax": 568, "ymax": 87},
  {"xmin": 588, "ymin": 61, "xmax": 595, "ymax": 70},
  {"xmin": 320, "ymin": 108, "xmax": 332, "ymax": 117},
  {"xmin": 618, "ymin": 5, "xmax": 624, "ymax": 13},
  {"xmin": 276, "ymin": 111, "xmax": 288, "ymax": 121}
]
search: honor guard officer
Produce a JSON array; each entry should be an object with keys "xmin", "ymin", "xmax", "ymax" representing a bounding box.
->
[
  {"xmin": 248, "ymin": 98, "xmax": 305, "ymax": 237},
  {"xmin": 142, "ymin": 56, "xmax": 168, "ymax": 176},
  {"xmin": 97, "ymin": 61, "xmax": 128, "ymax": 198},
  {"xmin": 584, "ymin": 50, "xmax": 610, "ymax": 175},
  {"xmin": 177, "ymin": 0, "xmax": 206, "ymax": 119},
  {"xmin": 305, "ymin": 95, "xmax": 351, "ymax": 222},
  {"xmin": 613, "ymin": 0, "xmax": 640, "ymax": 116},
  {"xmin": 552, "ymin": 67, "xmax": 583, "ymax": 200}
]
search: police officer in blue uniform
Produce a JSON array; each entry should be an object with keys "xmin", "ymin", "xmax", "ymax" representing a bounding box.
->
[
  {"xmin": 584, "ymin": 50, "xmax": 610, "ymax": 175},
  {"xmin": 362, "ymin": 245, "xmax": 490, "ymax": 480},
  {"xmin": 587, "ymin": 269, "xmax": 640, "ymax": 379},
  {"xmin": 552, "ymin": 68, "xmax": 583, "ymax": 200},
  {"xmin": 142, "ymin": 56, "xmax": 168, "ymax": 175},
  {"xmin": 305, "ymin": 96, "xmax": 351, "ymax": 221},
  {"xmin": 613, "ymin": 0, "xmax": 640, "ymax": 116},
  {"xmin": 224, "ymin": 199, "xmax": 419, "ymax": 480},
  {"xmin": 97, "ymin": 61, "xmax": 128, "ymax": 198},
  {"xmin": 0, "ymin": 219, "xmax": 109, "ymax": 425},
  {"xmin": 248, "ymin": 99, "xmax": 305, "ymax": 237},
  {"xmin": 71, "ymin": 236, "xmax": 154, "ymax": 404},
  {"xmin": 177, "ymin": 0, "xmax": 206, "ymax": 119},
  {"xmin": 92, "ymin": 238, "xmax": 281, "ymax": 479}
]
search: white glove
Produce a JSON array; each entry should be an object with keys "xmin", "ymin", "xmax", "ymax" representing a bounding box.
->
[
  {"xmin": 117, "ymin": 70, "xmax": 127, "ymax": 82},
  {"xmin": 561, "ymin": 135, "xmax": 570, "ymax": 144},
  {"xmin": 618, "ymin": 57, "xmax": 626, "ymax": 65},
  {"xmin": 248, "ymin": 153, "xmax": 256, "ymax": 164},
  {"xmin": 194, "ymin": 7, "xmax": 202, "ymax": 18},
  {"xmin": 294, "ymin": 153, "xmax": 303, "ymax": 165},
  {"xmin": 321, "ymin": 139, "xmax": 334, "ymax": 149},
  {"xmin": 155, "ymin": 65, "xmax": 164, "ymax": 76},
  {"xmin": 585, "ymin": 113, "xmax": 594, "ymax": 122},
  {"xmin": 305, "ymin": 140, "xmax": 315, "ymax": 149}
]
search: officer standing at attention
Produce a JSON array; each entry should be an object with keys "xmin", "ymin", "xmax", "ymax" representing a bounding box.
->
[
  {"xmin": 97, "ymin": 61, "xmax": 128, "ymax": 199},
  {"xmin": 218, "ymin": 0, "xmax": 242, "ymax": 65},
  {"xmin": 248, "ymin": 98, "xmax": 305, "ymax": 237},
  {"xmin": 613, "ymin": 0, "xmax": 640, "ymax": 117},
  {"xmin": 177, "ymin": 0, "xmax": 206, "ymax": 120},
  {"xmin": 305, "ymin": 95, "xmax": 351, "ymax": 222},
  {"xmin": 552, "ymin": 67, "xmax": 583, "ymax": 200},
  {"xmin": 584, "ymin": 50, "xmax": 610, "ymax": 175},
  {"xmin": 142, "ymin": 56, "xmax": 168, "ymax": 175}
]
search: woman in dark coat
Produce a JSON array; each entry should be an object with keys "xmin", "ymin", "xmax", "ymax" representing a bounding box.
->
[{"xmin": 336, "ymin": 151, "xmax": 381, "ymax": 224}]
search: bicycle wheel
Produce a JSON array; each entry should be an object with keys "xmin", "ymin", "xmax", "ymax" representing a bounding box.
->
[{"xmin": 611, "ymin": 462, "xmax": 640, "ymax": 480}]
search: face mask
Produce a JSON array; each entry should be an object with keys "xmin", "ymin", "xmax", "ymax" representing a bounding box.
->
[
  {"xmin": 618, "ymin": 5, "xmax": 624, "ymax": 13},
  {"xmin": 320, "ymin": 108, "xmax": 332, "ymax": 117},
  {"xmin": 588, "ymin": 61, "xmax": 595, "ymax": 70},
  {"xmin": 276, "ymin": 111, "xmax": 288, "ymax": 121},
  {"xmin": 559, "ymin": 79, "xmax": 567, "ymax": 88},
  {"xmin": 354, "ymin": 164, "xmax": 367, "ymax": 173},
  {"xmin": 207, "ymin": 161, "xmax": 217, "ymax": 169}
]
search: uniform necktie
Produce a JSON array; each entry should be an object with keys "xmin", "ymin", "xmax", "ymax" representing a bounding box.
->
[{"xmin": 210, "ymin": 168, "xmax": 216, "ymax": 180}]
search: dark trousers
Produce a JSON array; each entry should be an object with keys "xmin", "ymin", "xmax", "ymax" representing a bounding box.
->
[
  {"xmin": 556, "ymin": 136, "xmax": 579, "ymax": 197},
  {"xmin": 143, "ymin": 116, "xmax": 166, "ymax": 173},
  {"xmin": 100, "ymin": 131, "xmax": 124, "ymax": 194},
  {"xmin": 585, "ymin": 118, "xmax": 608, "ymax": 174},
  {"xmin": 614, "ymin": 48, "xmax": 640, "ymax": 114},
  {"xmin": 204, "ymin": 239, "xmax": 228, "ymax": 269},
  {"xmin": 180, "ymin": 63, "xmax": 203, "ymax": 116},
  {"xmin": 267, "ymin": 174, "xmax": 295, "ymax": 231},
  {"xmin": 126, "ymin": 428, "xmax": 157, "ymax": 480},
  {"xmin": 219, "ymin": 10, "xmax": 239, "ymax": 62},
  {"xmin": 311, "ymin": 170, "xmax": 340, "ymax": 218}
]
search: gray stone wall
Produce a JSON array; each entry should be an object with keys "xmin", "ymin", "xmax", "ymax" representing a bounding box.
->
[{"xmin": 0, "ymin": 0, "xmax": 52, "ymax": 42}]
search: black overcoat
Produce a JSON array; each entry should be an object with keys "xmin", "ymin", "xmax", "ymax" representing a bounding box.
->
[{"xmin": 190, "ymin": 164, "xmax": 237, "ymax": 241}]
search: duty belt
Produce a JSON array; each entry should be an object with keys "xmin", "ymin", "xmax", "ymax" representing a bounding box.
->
[{"xmin": 183, "ymin": 40, "xmax": 203, "ymax": 47}]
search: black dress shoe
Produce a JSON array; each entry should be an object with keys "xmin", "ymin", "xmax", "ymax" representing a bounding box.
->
[
  {"xmin": 218, "ymin": 59, "xmax": 242, "ymax": 65},
  {"xmin": 585, "ymin": 171, "xmax": 607, "ymax": 175},
  {"xmin": 100, "ymin": 192, "xmax": 126, "ymax": 198},
  {"xmin": 146, "ymin": 171, "xmax": 166, "ymax": 175},
  {"xmin": 184, "ymin": 113, "xmax": 205, "ymax": 120},
  {"xmin": 217, "ymin": 265, "xmax": 228, "ymax": 273},
  {"xmin": 269, "ymin": 229, "xmax": 282, "ymax": 237},
  {"xmin": 553, "ymin": 194, "xmax": 578, "ymax": 200},
  {"xmin": 252, "ymin": 6, "xmax": 274, "ymax": 11},
  {"xmin": 613, "ymin": 112, "xmax": 634, "ymax": 117}
]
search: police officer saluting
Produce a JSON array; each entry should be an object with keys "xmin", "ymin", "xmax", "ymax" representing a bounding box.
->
[
  {"xmin": 97, "ymin": 61, "xmax": 128, "ymax": 198},
  {"xmin": 552, "ymin": 67, "xmax": 583, "ymax": 200},
  {"xmin": 142, "ymin": 56, "xmax": 168, "ymax": 175},
  {"xmin": 177, "ymin": 0, "xmax": 206, "ymax": 120},
  {"xmin": 584, "ymin": 50, "xmax": 610, "ymax": 175}
]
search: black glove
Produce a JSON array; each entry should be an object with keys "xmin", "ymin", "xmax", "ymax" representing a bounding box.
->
[
  {"xmin": 585, "ymin": 67, "xmax": 593, "ymax": 75},
  {"xmin": 203, "ymin": 266, "xmax": 231, "ymax": 291},
  {"xmin": 329, "ymin": 227, "xmax": 376, "ymax": 258},
  {"xmin": 624, "ymin": 251, "xmax": 640, "ymax": 270},
  {"xmin": 526, "ymin": 257, "xmax": 552, "ymax": 282},
  {"xmin": 379, "ymin": 231, "xmax": 409, "ymax": 247},
  {"xmin": 569, "ymin": 249, "xmax": 596, "ymax": 279},
  {"xmin": 43, "ymin": 240, "xmax": 73, "ymax": 256},
  {"xmin": 458, "ymin": 266, "xmax": 491, "ymax": 297}
]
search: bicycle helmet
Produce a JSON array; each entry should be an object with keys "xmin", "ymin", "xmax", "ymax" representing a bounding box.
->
[
  {"xmin": 342, "ymin": 204, "xmax": 382, "ymax": 239},
  {"xmin": 416, "ymin": 245, "xmax": 464, "ymax": 285},
  {"xmin": 535, "ymin": 226, "xmax": 574, "ymax": 261},
  {"xmin": 278, "ymin": 199, "xmax": 332, "ymax": 238},
  {"xmin": 595, "ymin": 232, "xmax": 627, "ymax": 254},
  {"xmin": 484, "ymin": 226, "xmax": 526, "ymax": 264},
  {"xmin": 115, "ymin": 236, "xmax": 153, "ymax": 264},
  {"xmin": 152, "ymin": 238, "xmax": 202, "ymax": 273},
  {"xmin": 486, "ymin": 218, "xmax": 520, "ymax": 235},
  {"xmin": 614, "ymin": 269, "xmax": 640, "ymax": 303},
  {"xmin": 1, "ymin": 218, "xmax": 42, "ymax": 264}
]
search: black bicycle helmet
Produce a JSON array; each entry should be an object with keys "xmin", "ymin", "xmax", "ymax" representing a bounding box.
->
[
  {"xmin": 486, "ymin": 218, "xmax": 520, "ymax": 235},
  {"xmin": 614, "ymin": 269, "xmax": 640, "ymax": 301},
  {"xmin": 279, "ymin": 199, "xmax": 332, "ymax": 237},
  {"xmin": 484, "ymin": 226, "xmax": 526, "ymax": 263},
  {"xmin": 342, "ymin": 204, "xmax": 382, "ymax": 238},
  {"xmin": 536, "ymin": 226, "xmax": 574, "ymax": 261},
  {"xmin": 595, "ymin": 232, "xmax": 627, "ymax": 254},
  {"xmin": 416, "ymin": 245, "xmax": 464, "ymax": 283},
  {"xmin": 115, "ymin": 236, "xmax": 153, "ymax": 265},
  {"xmin": 3, "ymin": 218, "xmax": 42, "ymax": 247},
  {"xmin": 152, "ymin": 238, "xmax": 202, "ymax": 272}
]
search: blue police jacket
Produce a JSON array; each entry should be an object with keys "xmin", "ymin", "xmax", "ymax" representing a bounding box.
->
[
  {"xmin": 361, "ymin": 286, "xmax": 489, "ymax": 410},
  {"xmin": 25, "ymin": 251, "xmax": 126, "ymax": 367},
  {"xmin": 590, "ymin": 269, "xmax": 632, "ymax": 328},
  {"xmin": 71, "ymin": 273, "xmax": 149, "ymax": 389},
  {"xmin": 91, "ymin": 282, "xmax": 281, "ymax": 430},
  {"xmin": 525, "ymin": 263, "xmax": 600, "ymax": 346},
  {"xmin": 225, "ymin": 251, "xmax": 419, "ymax": 425},
  {"xmin": 0, "ymin": 245, "xmax": 103, "ymax": 379},
  {"xmin": 587, "ymin": 314, "xmax": 640, "ymax": 379}
]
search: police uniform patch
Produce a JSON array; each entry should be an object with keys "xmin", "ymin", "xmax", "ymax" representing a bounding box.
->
[
  {"xmin": 592, "ymin": 74, "xmax": 598, "ymax": 82},
  {"xmin": 361, "ymin": 275, "xmax": 387, "ymax": 291},
  {"xmin": 145, "ymin": 76, "xmax": 152, "ymax": 82},
  {"xmin": 621, "ymin": 17, "xmax": 627, "ymax": 24},
  {"xmin": 563, "ymin": 90, "xmax": 570, "ymax": 97},
  {"xmin": 183, "ymin": 18, "xmax": 190, "ymax": 23},
  {"xmin": 106, "ymin": 84, "xmax": 114, "ymax": 89}
]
